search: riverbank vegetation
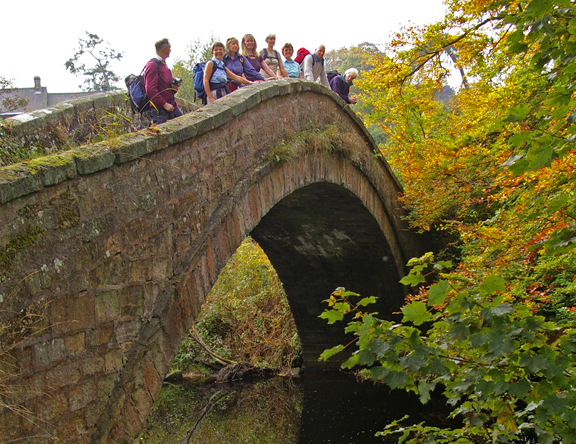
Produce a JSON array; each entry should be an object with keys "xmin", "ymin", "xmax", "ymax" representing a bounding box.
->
[
  {"xmin": 171, "ymin": 237, "xmax": 301, "ymax": 379},
  {"xmin": 321, "ymin": 0, "xmax": 576, "ymax": 442}
]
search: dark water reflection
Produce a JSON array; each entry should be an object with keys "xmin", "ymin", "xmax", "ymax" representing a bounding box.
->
[{"xmin": 139, "ymin": 370, "xmax": 450, "ymax": 443}]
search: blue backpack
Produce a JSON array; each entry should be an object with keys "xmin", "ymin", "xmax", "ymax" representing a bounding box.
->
[
  {"xmin": 125, "ymin": 59, "xmax": 160, "ymax": 113},
  {"xmin": 193, "ymin": 60, "xmax": 226, "ymax": 102}
]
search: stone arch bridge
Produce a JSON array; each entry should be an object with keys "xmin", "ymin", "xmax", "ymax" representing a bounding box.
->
[{"xmin": 0, "ymin": 81, "xmax": 427, "ymax": 443}]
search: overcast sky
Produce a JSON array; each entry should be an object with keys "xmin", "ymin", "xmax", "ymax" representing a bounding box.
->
[{"xmin": 2, "ymin": 0, "xmax": 446, "ymax": 93}]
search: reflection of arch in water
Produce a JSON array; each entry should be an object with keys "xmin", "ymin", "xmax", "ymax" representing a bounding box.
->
[{"xmin": 0, "ymin": 80, "xmax": 428, "ymax": 443}]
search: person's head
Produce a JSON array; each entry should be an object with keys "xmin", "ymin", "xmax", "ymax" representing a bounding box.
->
[
  {"xmin": 155, "ymin": 38, "xmax": 171, "ymax": 59},
  {"xmin": 226, "ymin": 37, "xmax": 240, "ymax": 55},
  {"xmin": 265, "ymin": 34, "xmax": 276, "ymax": 47},
  {"xmin": 344, "ymin": 68, "xmax": 359, "ymax": 83},
  {"xmin": 315, "ymin": 45, "xmax": 326, "ymax": 59},
  {"xmin": 282, "ymin": 43, "xmax": 294, "ymax": 60},
  {"xmin": 212, "ymin": 42, "xmax": 225, "ymax": 60},
  {"xmin": 241, "ymin": 34, "xmax": 257, "ymax": 55}
]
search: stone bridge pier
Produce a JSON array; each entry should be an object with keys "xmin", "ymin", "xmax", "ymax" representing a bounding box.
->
[{"xmin": 0, "ymin": 80, "xmax": 427, "ymax": 443}]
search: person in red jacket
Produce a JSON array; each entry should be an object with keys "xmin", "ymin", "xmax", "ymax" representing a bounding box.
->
[{"xmin": 144, "ymin": 38, "xmax": 183, "ymax": 124}]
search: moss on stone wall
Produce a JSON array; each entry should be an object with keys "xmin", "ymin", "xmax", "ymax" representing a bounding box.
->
[
  {"xmin": 267, "ymin": 124, "xmax": 349, "ymax": 163},
  {"xmin": 0, "ymin": 225, "xmax": 47, "ymax": 273}
]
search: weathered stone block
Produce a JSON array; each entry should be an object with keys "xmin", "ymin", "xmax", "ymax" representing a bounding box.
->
[
  {"xmin": 65, "ymin": 331, "xmax": 86, "ymax": 355},
  {"xmin": 0, "ymin": 164, "xmax": 44, "ymax": 204},
  {"xmin": 95, "ymin": 290, "xmax": 120, "ymax": 323},
  {"xmin": 34, "ymin": 338, "xmax": 66, "ymax": 367},
  {"xmin": 112, "ymin": 133, "xmax": 154, "ymax": 164},
  {"xmin": 68, "ymin": 379, "xmax": 97, "ymax": 411},
  {"xmin": 88, "ymin": 324, "xmax": 114, "ymax": 346},
  {"xmin": 105, "ymin": 348, "xmax": 123, "ymax": 372},
  {"xmin": 81, "ymin": 354, "xmax": 105, "ymax": 376},
  {"xmin": 67, "ymin": 292, "xmax": 96, "ymax": 331},
  {"xmin": 46, "ymin": 360, "xmax": 81, "ymax": 388},
  {"xmin": 71, "ymin": 144, "xmax": 115, "ymax": 175},
  {"xmin": 120, "ymin": 285, "xmax": 144, "ymax": 318},
  {"xmin": 38, "ymin": 391, "xmax": 69, "ymax": 420},
  {"xmin": 89, "ymin": 254, "xmax": 125, "ymax": 288}
]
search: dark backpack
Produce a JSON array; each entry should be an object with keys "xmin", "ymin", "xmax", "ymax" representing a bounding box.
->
[
  {"xmin": 125, "ymin": 59, "xmax": 160, "ymax": 113},
  {"xmin": 193, "ymin": 60, "xmax": 226, "ymax": 102},
  {"xmin": 327, "ymin": 70, "xmax": 340, "ymax": 82}
]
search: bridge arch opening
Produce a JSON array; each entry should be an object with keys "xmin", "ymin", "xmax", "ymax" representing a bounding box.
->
[{"xmin": 250, "ymin": 182, "xmax": 405, "ymax": 366}]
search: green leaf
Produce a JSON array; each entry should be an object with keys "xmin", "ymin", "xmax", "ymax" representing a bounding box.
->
[
  {"xmin": 385, "ymin": 370, "xmax": 408, "ymax": 389},
  {"xmin": 520, "ymin": 354, "xmax": 550, "ymax": 373},
  {"xmin": 369, "ymin": 366, "xmax": 389, "ymax": 380},
  {"xmin": 319, "ymin": 345, "xmax": 344, "ymax": 361},
  {"xmin": 509, "ymin": 379, "xmax": 531, "ymax": 398},
  {"xmin": 428, "ymin": 280, "xmax": 450, "ymax": 306},
  {"xmin": 401, "ymin": 301, "xmax": 432, "ymax": 326},
  {"xmin": 400, "ymin": 273, "xmax": 426, "ymax": 287},
  {"xmin": 319, "ymin": 310, "xmax": 344, "ymax": 324},
  {"xmin": 358, "ymin": 349, "xmax": 376, "ymax": 366},
  {"xmin": 417, "ymin": 380, "xmax": 436, "ymax": 404},
  {"xmin": 490, "ymin": 303, "xmax": 514, "ymax": 317},
  {"xmin": 479, "ymin": 275, "xmax": 506, "ymax": 295},
  {"xmin": 505, "ymin": 104, "xmax": 530, "ymax": 121},
  {"xmin": 358, "ymin": 296, "xmax": 377, "ymax": 306},
  {"xmin": 399, "ymin": 355, "xmax": 426, "ymax": 371},
  {"xmin": 370, "ymin": 338, "xmax": 391, "ymax": 357}
]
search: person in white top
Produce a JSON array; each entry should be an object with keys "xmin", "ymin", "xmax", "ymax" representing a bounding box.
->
[{"xmin": 302, "ymin": 45, "xmax": 329, "ymax": 87}]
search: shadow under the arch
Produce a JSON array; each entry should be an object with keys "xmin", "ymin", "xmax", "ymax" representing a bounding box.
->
[{"xmin": 250, "ymin": 182, "xmax": 406, "ymax": 368}]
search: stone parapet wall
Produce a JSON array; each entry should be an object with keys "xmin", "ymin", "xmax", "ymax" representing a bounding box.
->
[{"xmin": 0, "ymin": 80, "xmax": 424, "ymax": 443}]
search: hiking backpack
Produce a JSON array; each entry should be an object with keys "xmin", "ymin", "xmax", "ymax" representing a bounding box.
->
[
  {"xmin": 294, "ymin": 48, "xmax": 311, "ymax": 65},
  {"xmin": 326, "ymin": 70, "xmax": 340, "ymax": 82},
  {"xmin": 125, "ymin": 59, "xmax": 160, "ymax": 113},
  {"xmin": 193, "ymin": 60, "xmax": 226, "ymax": 102}
]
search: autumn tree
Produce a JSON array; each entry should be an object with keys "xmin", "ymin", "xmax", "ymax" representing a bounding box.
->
[
  {"xmin": 321, "ymin": 0, "xmax": 576, "ymax": 442},
  {"xmin": 65, "ymin": 32, "xmax": 124, "ymax": 92}
]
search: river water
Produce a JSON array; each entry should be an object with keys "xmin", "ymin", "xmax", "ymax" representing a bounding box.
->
[{"xmin": 138, "ymin": 369, "xmax": 452, "ymax": 443}]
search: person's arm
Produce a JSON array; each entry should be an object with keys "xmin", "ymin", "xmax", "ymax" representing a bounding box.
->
[
  {"xmin": 260, "ymin": 59, "xmax": 277, "ymax": 78},
  {"xmin": 242, "ymin": 57, "xmax": 264, "ymax": 81},
  {"xmin": 302, "ymin": 55, "xmax": 314, "ymax": 81},
  {"xmin": 203, "ymin": 61, "xmax": 215, "ymax": 103},
  {"xmin": 225, "ymin": 68, "xmax": 252, "ymax": 85},
  {"xmin": 277, "ymin": 57, "xmax": 289, "ymax": 78}
]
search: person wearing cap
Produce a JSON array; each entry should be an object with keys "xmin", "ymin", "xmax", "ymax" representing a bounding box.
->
[
  {"xmin": 144, "ymin": 38, "xmax": 183, "ymax": 124},
  {"xmin": 329, "ymin": 68, "xmax": 359, "ymax": 104}
]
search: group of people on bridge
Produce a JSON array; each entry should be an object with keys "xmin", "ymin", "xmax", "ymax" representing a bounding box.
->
[{"xmin": 143, "ymin": 37, "xmax": 359, "ymax": 124}]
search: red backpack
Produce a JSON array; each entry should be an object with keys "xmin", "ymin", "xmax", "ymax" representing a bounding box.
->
[{"xmin": 295, "ymin": 48, "xmax": 311, "ymax": 65}]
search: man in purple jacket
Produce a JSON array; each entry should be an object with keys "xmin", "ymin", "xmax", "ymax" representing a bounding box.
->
[
  {"xmin": 144, "ymin": 38, "xmax": 183, "ymax": 124},
  {"xmin": 329, "ymin": 68, "xmax": 359, "ymax": 105}
]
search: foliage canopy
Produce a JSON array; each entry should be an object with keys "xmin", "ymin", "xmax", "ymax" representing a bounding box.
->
[{"xmin": 322, "ymin": 0, "xmax": 576, "ymax": 442}]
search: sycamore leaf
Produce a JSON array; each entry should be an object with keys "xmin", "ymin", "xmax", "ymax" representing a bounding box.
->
[
  {"xmin": 319, "ymin": 310, "xmax": 344, "ymax": 324},
  {"xmin": 490, "ymin": 303, "xmax": 514, "ymax": 317},
  {"xmin": 400, "ymin": 273, "xmax": 426, "ymax": 287},
  {"xmin": 358, "ymin": 296, "xmax": 377, "ymax": 307},
  {"xmin": 428, "ymin": 280, "xmax": 450, "ymax": 306},
  {"xmin": 479, "ymin": 276, "xmax": 506, "ymax": 295},
  {"xmin": 319, "ymin": 345, "xmax": 344, "ymax": 361},
  {"xmin": 402, "ymin": 301, "xmax": 431, "ymax": 325}
]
